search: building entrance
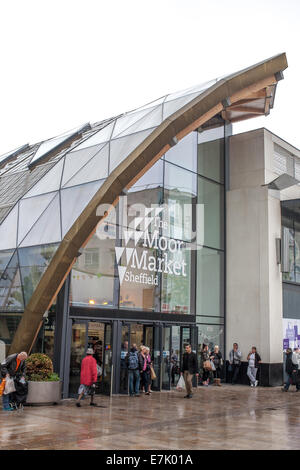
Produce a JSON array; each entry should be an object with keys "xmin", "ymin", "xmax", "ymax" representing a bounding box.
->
[{"xmin": 68, "ymin": 320, "xmax": 113, "ymax": 397}]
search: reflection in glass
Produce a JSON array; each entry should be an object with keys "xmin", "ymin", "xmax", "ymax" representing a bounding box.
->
[{"xmin": 197, "ymin": 176, "xmax": 224, "ymax": 250}]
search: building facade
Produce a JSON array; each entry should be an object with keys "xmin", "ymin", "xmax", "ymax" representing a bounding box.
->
[{"xmin": 0, "ymin": 53, "xmax": 295, "ymax": 393}]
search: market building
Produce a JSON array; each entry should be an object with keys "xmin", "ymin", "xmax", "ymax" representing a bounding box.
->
[{"xmin": 0, "ymin": 52, "xmax": 298, "ymax": 395}]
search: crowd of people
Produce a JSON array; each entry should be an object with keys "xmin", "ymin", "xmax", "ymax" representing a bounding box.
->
[{"xmin": 1, "ymin": 342, "xmax": 300, "ymax": 411}]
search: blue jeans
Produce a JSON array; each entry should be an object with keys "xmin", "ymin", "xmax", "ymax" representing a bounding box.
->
[
  {"xmin": 128, "ymin": 369, "xmax": 140, "ymax": 395},
  {"xmin": 1, "ymin": 379, "xmax": 11, "ymax": 409}
]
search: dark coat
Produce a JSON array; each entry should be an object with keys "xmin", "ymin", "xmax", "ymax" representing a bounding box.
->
[
  {"xmin": 210, "ymin": 351, "xmax": 222, "ymax": 368},
  {"xmin": 286, "ymin": 352, "xmax": 297, "ymax": 375},
  {"xmin": 182, "ymin": 352, "xmax": 198, "ymax": 374},
  {"xmin": 1, "ymin": 353, "xmax": 26, "ymax": 378}
]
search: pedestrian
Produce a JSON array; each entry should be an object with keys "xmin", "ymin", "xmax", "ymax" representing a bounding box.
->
[
  {"xmin": 210, "ymin": 345, "xmax": 223, "ymax": 386},
  {"xmin": 229, "ymin": 343, "xmax": 242, "ymax": 384},
  {"xmin": 201, "ymin": 344, "xmax": 211, "ymax": 386},
  {"xmin": 76, "ymin": 348, "xmax": 98, "ymax": 407},
  {"xmin": 181, "ymin": 344, "xmax": 199, "ymax": 398},
  {"xmin": 247, "ymin": 346, "xmax": 262, "ymax": 387},
  {"xmin": 0, "ymin": 352, "xmax": 27, "ymax": 411},
  {"xmin": 126, "ymin": 343, "xmax": 142, "ymax": 397},
  {"xmin": 140, "ymin": 346, "xmax": 152, "ymax": 395},
  {"xmin": 120, "ymin": 341, "xmax": 129, "ymax": 393},
  {"xmin": 282, "ymin": 348, "xmax": 300, "ymax": 392}
]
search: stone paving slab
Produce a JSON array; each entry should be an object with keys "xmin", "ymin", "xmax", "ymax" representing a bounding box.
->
[{"xmin": 1, "ymin": 385, "xmax": 300, "ymax": 450}]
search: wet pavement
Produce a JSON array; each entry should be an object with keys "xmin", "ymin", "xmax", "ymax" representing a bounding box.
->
[{"xmin": 1, "ymin": 384, "xmax": 300, "ymax": 450}]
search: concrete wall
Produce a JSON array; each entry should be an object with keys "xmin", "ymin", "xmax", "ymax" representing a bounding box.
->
[{"xmin": 226, "ymin": 129, "xmax": 283, "ymax": 364}]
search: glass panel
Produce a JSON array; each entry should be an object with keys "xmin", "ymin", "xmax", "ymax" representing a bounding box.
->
[
  {"xmin": 102, "ymin": 324, "xmax": 113, "ymax": 395},
  {"xmin": 161, "ymin": 327, "xmax": 171, "ymax": 390},
  {"xmin": 64, "ymin": 145, "xmax": 109, "ymax": 188},
  {"xmin": 0, "ymin": 251, "xmax": 24, "ymax": 311},
  {"xmin": 197, "ymin": 176, "xmax": 224, "ymax": 250},
  {"xmin": 20, "ymin": 193, "xmax": 61, "ymax": 247},
  {"xmin": 163, "ymin": 92, "xmax": 199, "ymax": 120},
  {"xmin": 119, "ymin": 325, "xmax": 129, "ymax": 394},
  {"xmin": 24, "ymin": 158, "xmax": 65, "ymax": 198},
  {"xmin": 18, "ymin": 192, "xmax": 57, "ymax": 244},
  {"xmin": 282, "ymin": 228, "xmax": 295, "ymax": 282},
  {"xmin": 116, "ymin": 105, "xmax": 163, "ymax": 138},
  {"xmin": 119, "ymin": 243, "xmax": 160, "ymax": 311},
  {"xmin": 70, "ymin": 234, "xmax": 116, "ymax": 307},
  {"xmin": 165, "ymin": 132, "xmax": 198, "ymax": 173},
  {"xmin": 0, "ymin": 314, "xmax": 22, "ymax": 356},
  {"xmin": 171, "ymin": 326, "xmax": 180, "ymax": 387},
  {"xmin": 29, "ymin": 135, "xmax": 70, "ymax": 166},
  {"xmin": 128, "ymin": 159, "xmax": 164, "ymax": 194},
  {"xmin": 69, "ymin": 322, "xmax": 87, "ymax": 396},
  {"xmin": 0, "ymin": 250, "xmax": 14, "ymax": 277},
  {"xmin": 161, "ymin": 244, "xmax": 193, "ymax": 315},
  {"xmin": 18, "ymin": 244, "xmax": 58, "ymax": 267},
  {"xmin": 73, "ymin": 121, "xmax": 114, "ymax": 152},
  {"xmin": 198, "ymin": 126, "xmax": 224, "ymax": 144},
  {"xmin": 197, "ymin": 247, "xmax": 224, "ymax": 318},
  {"xmin": 0, "ymin": 205, "xmax": 18, "ymax": 250},
  {"xmin": 164, "ymin": 162, "xmax": 197, "ymax": 242},
  {"xmin": 109, "ymin": 128, "xmax": 154, "ymax": 173},
  {"xmin": 198, "ymin": 137, "xmax": 224, "ymax": 183},
  {"xmin": 20, "ymin": 265, "xmax": 46, "ymax": 306},
  {"xmin": 130, "ymin": 324, "xmax": 144, "ymax": 346},
  {"xmin": 165, "ymin": 79, "xmax": 217, "ymax": 102},
  {"xmin": 198, "ymin": 324, "xmax": 224, "ymax": 356},
  {"xmin": 62, "ymin": 144, "xmax": 106, "ymax": 187},
  {"xmin": 61, "ymin": 180, "xmax": 103, "ymax": 237},
  {"xmin": 112, "ymin": 107, "xmax": 157, "ymax": 138},
  {"xmin": 295, "ymin": 222, "xmax": 300, "ymax": 283}
]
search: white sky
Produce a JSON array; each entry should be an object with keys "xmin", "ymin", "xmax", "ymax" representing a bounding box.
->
[{"xmin": 0, "ymin": 0, "xmax": 299, "ymax": 156}]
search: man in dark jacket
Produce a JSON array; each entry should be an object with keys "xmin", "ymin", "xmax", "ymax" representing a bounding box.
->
[
  {"xmin": 282, "ymin": 348, "xmax": 300, "ymax": 392},
  {"xmin": 125, "ymin": 343, "xmax": 142, "ymax": 397},
  {"xmin": 181, "ymin": 344, "xmax": 198, "ymax": 398},
  {"xmin": 1, "ymin": 352, "xmax": 27, "ymax": 411}
]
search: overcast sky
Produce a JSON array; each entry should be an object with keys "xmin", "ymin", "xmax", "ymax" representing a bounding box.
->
[{"xmin": 0, "ymin": 0, "xmax": 299, "ymax": 156}]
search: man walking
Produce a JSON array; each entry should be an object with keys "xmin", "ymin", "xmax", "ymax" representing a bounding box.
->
[
  {"xmin": 181, "ymin": 344, "xmax": 198, "ymax": 398},
  {"xmin": 229, "ymin": 343, "xmax": 242, "ymax": 385},
  {"xmin": 126, "ymin": 343, "xmax": 142, "ymax": 397},
  {"xmin": 1, "ymin": 351, "xmax": 27, "ymax": 411},
  {"xmin": 282, "ymin": 348, "xmax": 300, "ymax": 392},
  {"xmin": 76, "ymin": 348, "xmax": 98, "ymax": 407}
]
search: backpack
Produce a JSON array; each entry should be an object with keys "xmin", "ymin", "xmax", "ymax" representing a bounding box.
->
[{"xmin": 128, "ymin": 351, "xmax": 139, "ymax": 370}]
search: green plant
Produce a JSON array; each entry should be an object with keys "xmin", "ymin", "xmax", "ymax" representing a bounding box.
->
[{"xmin": 26, "ymin": 353, "xmax": 60, "ymax": 382}]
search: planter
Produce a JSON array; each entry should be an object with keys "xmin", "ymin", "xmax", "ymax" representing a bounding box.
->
[{"xmin": 26, "ymin": 381, "xmax": 62, "ymax": 405}]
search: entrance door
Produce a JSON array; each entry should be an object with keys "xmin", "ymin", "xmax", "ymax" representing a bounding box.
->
[
  {"xmin": 68, "ymin": 320, "xmax": 113, "ymax": 396},
  {"xmin": 161, "ymin": 327, "xmax": 171, "ymax": 390}
]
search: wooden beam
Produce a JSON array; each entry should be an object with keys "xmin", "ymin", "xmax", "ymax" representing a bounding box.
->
[{"xmin": 227, "ymin": 105, "xmax": 264, "ymax": 114}]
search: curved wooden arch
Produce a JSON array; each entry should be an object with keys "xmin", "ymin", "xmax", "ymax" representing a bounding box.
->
[{"xmin": 10, "ymin": 53, "xmax": 287, "ymax": 353}]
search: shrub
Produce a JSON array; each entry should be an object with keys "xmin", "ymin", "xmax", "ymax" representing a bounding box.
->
[{"xmin": 26, "ymin": 353, "xmax": 59, "ymax": 382}]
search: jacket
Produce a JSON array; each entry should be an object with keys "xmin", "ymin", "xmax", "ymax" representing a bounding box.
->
[
  {"xmin": 182, "ymin": 352, "xmax": 198, "ymax": 374},
  {"xmin": 229, "ymin": 349, "xmax": 242, "ymax": 365},
  {"xmin": 210, "ymin": 351, "xmax": 222, "ymax": 368},
  {"xmin": 286, "ymin": 352, "xmax": 298, "ymax": 375},
  {"xmin": 248, "ymin": 352, "xmax": 261, "ymax": 368},
  {"xmin": 1, "ymin": 353, "xmax": 26, "ymax": 378},
  {"xmin": 80, "ymin": 355, "xmax": 97, "ymax": 386}
]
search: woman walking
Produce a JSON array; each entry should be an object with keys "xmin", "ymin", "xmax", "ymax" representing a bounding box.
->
[{"xmin": 210, "ymin": 345, "xmax": 223, "ymax": 386}]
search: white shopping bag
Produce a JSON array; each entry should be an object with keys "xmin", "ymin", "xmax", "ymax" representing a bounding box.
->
[
  {"xmin": 176, "ymin": 375, "xmax": 186, "ymax": 391},
  {"xmin": 4, "ymin": 376, "xmax": 16, "ymax": 394}
]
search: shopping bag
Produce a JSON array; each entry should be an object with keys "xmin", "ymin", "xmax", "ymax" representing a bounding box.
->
[
  {"xmin": 4, "ymin": 376, "xmax": 16, "ymax": 394},
  {"xmin": 176, "ymin": 375, "xmax": 186, "ymax": 391},
  {"xmin": 150, "ymin": 365, "xmax": 156, "ymax": 380},
  {"xmin": 0, "ymin": 379, "xmax": 6, "ymax": 397},
  {"xmin": 210, "ymin": 360, "xmax": 216, "ymax": 371}
]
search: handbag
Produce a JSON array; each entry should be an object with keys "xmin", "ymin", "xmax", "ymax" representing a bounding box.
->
[
  {"xmin": 150, "ymin": 365, "xmax": 156, "ymax": 380},
  {"xmin": 4, "ymin": 376, "xmax": 16, "ymax": 394},
  {"xmin": 210, "ymin": 360, "xmax": 216, "ymax": 371},
  {"xmin": 176, "ymin": 375, "xmax": 186, "ymax": 391},
  {"xmin": 203, "ymin": 360, "xmax": 212, "ymax": 371}
]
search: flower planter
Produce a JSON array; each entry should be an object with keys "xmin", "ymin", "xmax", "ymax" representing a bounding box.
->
[{"xmin": 26, "ymin": 380, "xmax": 62, "ymax": 405}]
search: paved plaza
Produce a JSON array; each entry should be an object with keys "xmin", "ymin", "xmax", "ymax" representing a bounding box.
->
[{"xmin": 1, "ymin": 385, "xmax": 300, "ymax": 450}]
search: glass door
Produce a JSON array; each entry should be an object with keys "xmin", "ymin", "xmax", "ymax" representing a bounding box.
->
[
  {"xmin": 171, "ymin": 326, "xmax": 180, "ymax": 388},
  {"xmin": 151, "ymin": 325, "xmax": 162, "ymax": 391},
  {"xmin": 119, "ymin": 324, "xmax": 129, "ymax": 395},
  {"xmin": 68, "ymin": 320, "xmax": 113, "ymax": 397},
  {"xmin": 161, "ymin": 327, "xmax": 171, "ymax": 390}
]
